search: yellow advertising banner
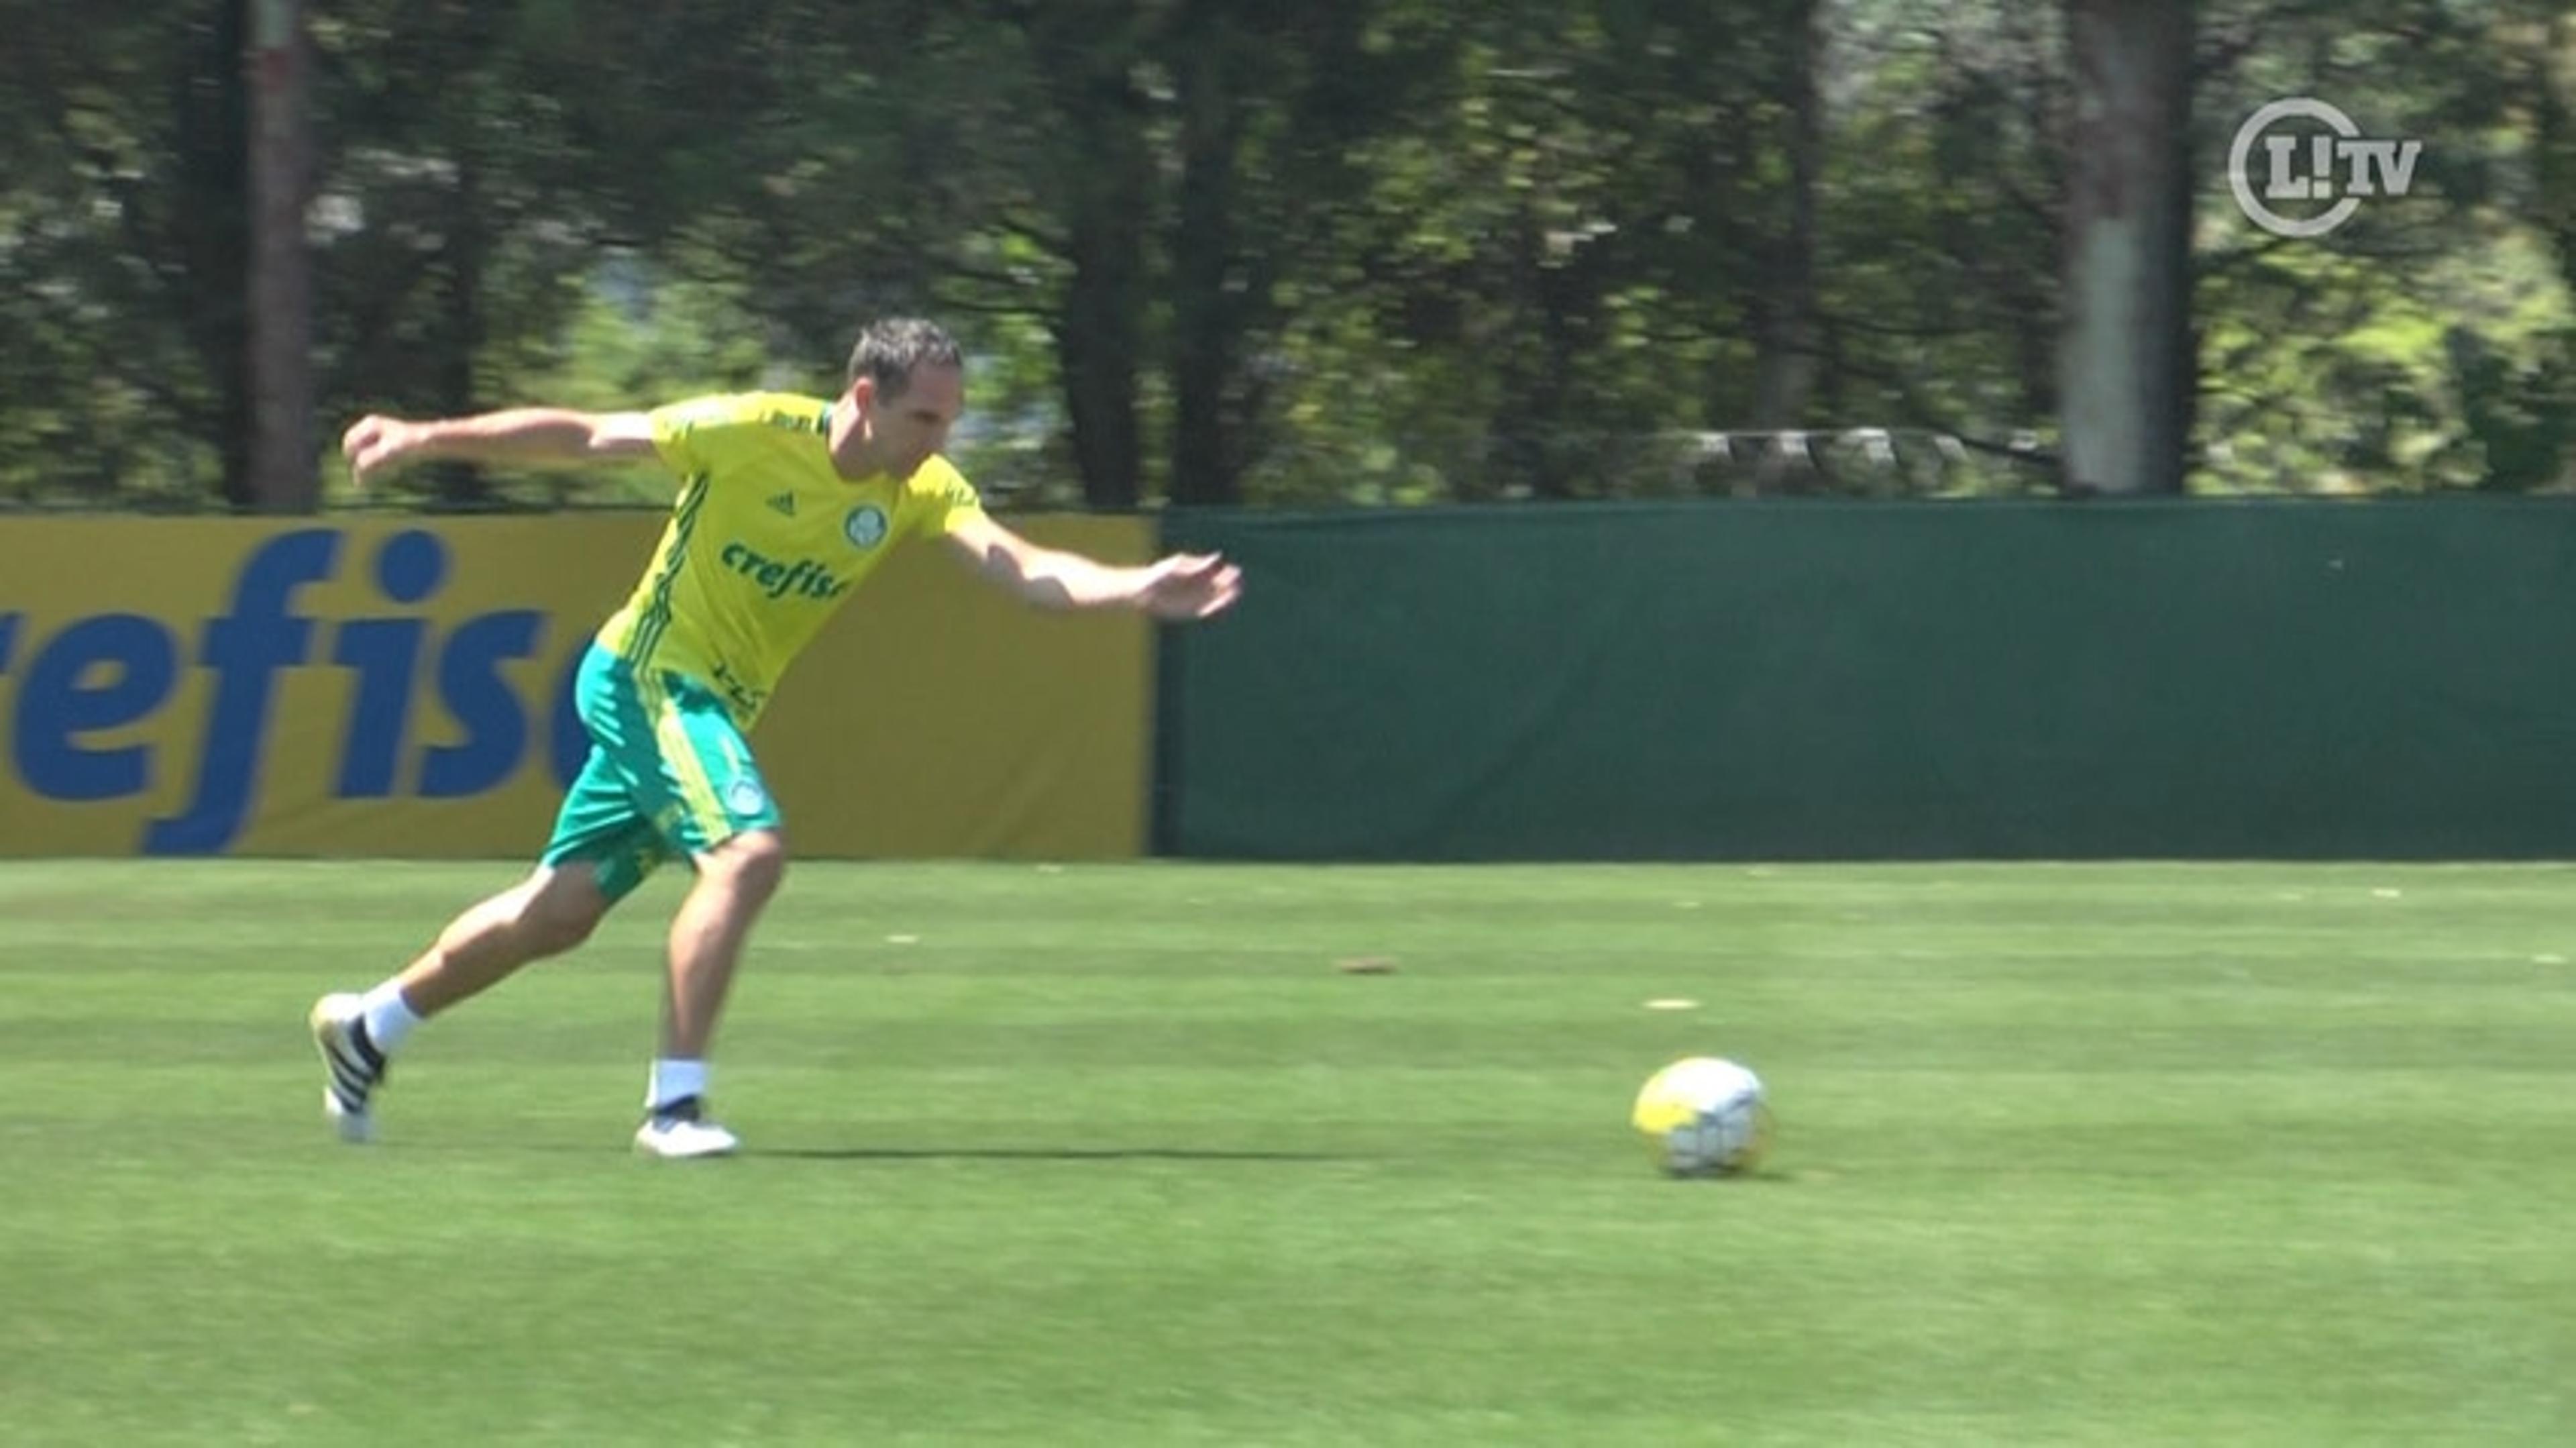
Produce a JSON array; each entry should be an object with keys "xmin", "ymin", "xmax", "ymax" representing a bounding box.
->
[{"xmin": 0, "ymin": 513, "xmax": 1155, "ymax": 860}]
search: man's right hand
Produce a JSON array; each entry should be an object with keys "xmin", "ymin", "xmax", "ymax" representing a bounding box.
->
[{"xmin": 341, "ymin": 415, "xmax": 427, "ymax": 487}]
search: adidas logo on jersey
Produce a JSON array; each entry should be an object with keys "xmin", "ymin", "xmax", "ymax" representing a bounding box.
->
[{"xmin": 767, "ymin": 492, "xmax": 796, "ymax": 517}]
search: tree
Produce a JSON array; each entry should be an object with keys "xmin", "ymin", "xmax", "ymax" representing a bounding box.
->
[
  {"xmin": 2059, "ymin": 0, "xmax": 2196, "ymax": 495},
  {"xmin": 248, "ymin": 0, "xmax": 317, "ymax": 512},
  {"xmin": 1, "ymin": 0, "xmax": 2567, "ymax": 507}
]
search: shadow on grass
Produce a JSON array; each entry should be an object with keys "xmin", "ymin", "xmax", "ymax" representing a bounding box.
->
[{"xmin": 749, "ymin": 1145, "xmax": 1354, "ymax": 1163}]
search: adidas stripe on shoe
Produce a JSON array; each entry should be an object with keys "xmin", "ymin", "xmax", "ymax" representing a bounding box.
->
[{"xmin": 309, "ymin": 993, "xmax": 389, "ymax": 1144}]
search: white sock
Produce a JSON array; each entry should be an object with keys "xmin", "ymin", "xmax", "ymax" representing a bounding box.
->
[
  {"xmin": 647, "ymin": 1059, "xmax": 708, "ymax": 1113},
  {"xmin": 359, "ymin": 981, "xmax": 423, "ymax": 1053}
]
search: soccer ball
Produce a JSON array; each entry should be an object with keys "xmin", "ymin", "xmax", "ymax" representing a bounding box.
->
[{"xmin": 1632, "ymin": 1056, "xmax": 1771, "ymax": 1177}]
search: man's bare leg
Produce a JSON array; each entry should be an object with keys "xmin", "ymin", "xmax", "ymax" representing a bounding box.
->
[
  {"xmin": 311, "ymin": 864, "xmax": 612, "ymax": 1143},
  {"xmin": 635, "ymin": 829, "xmax": 788, "ymax": 1159},
  {"xmin": 659, "ymin": 829, "xmax": 789, "ymax": 1060},
  {"xmin": 397, "ymin": 864, "xmax": 614, "ymax": 1015}
]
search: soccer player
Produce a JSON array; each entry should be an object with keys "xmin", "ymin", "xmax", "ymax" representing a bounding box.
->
[{"xmin": 311, "ymin": 318, "xmax": 1241, "ymax": 1157}]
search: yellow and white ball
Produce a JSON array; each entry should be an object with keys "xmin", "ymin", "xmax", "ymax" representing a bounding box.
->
[{"xmin": 1632, "ymin": 1056, "xmax": 1772, "ymax": 1176}]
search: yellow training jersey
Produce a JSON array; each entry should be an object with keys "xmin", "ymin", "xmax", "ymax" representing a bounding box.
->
[{"xmin": 593, "ymin": 391, "xmax": 984, "ymax": 723}]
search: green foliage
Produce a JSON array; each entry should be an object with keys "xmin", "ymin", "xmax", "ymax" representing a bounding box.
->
[
  {"xmin": 2191, "ymin": 0, "xmax": 2576, "ymax": 491},
  {"xmin": 1, "ymin": 0, "xmax": 2571, "ymax": 507}
]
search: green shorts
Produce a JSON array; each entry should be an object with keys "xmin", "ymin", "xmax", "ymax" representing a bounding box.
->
[{"xmin": 539, "ymin": 645, "xmax": 784, "ymax": 902}]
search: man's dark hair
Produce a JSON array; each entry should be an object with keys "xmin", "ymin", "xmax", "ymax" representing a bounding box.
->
[{"xmin": 847, "ymin": 318, "xmax": 963, "ymax": 396}]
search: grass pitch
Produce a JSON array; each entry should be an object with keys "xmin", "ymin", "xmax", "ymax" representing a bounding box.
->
[{"xmin": 1, "ymin": 860, "xmax": 2571, "ymax": 1445}]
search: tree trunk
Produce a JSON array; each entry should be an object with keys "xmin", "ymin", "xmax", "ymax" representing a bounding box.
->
[
  {"xmin": 1026, "ymin": 9, "xmax": 1150, "ymax": 511},
  {"xmin": 1053, "ymin": 119, "xmax": 1148, "ymax": 511},
  {"xmin": 1487, "ymin": 214, "xmax": 1582, "ymax": 501},
  {"xmin": 429, "ymin": 154, "xmax": 490, "ymax": 509},
  {"xmin": 1750, "ymin": 0, "xmax": 1823, "ymax": 437},
  {"xmin": 246, "ymin": 0, "xmax": 316, "ymax": 513},
  {"xmin": 1169, "ymin": 9, "xmax": 1244, "ymax": 507},
  {"xmin": 2057, "ymin": 0, "xmax": 2195, "ymax": 495},
  {"xmin": 178, "ymin": 3, "xmax": 255, "ymax": 509},
  {"xmin": 2534, "ymin": 11, "xmax": 2576, "ymax": 300}
]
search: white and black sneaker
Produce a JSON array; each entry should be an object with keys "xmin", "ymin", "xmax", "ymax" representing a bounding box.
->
[
  {"xmin": 309, "ymin": 992, "xmax": 388, "ymax": 1144},
  {"xmin": 634, "ymin": 1095, "xmax": 740, "ymax": 1159}
]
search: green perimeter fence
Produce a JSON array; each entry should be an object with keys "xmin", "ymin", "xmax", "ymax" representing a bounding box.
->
[{"xmin": 1156, "ymin": 499, "xmax": 2576, "ymax": 861}]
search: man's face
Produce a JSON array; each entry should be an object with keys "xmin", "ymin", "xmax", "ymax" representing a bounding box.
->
[{"xmin": 848, "ymin": 363, "xmax": 964, "ymax": 480}]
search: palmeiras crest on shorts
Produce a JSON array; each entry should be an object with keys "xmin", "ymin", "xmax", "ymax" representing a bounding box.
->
[
  {"xmin": 843, "ymin": 505, "xmax": 889, "ymax": 550},
  {"xmin": 723, "ymin": 776, "xmax": 769, "ymax": 819}
]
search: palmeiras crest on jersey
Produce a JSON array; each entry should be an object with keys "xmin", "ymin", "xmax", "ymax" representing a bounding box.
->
[{"xmin": 843, "ymin": 505, "xmax": 889, "ymax": 550}]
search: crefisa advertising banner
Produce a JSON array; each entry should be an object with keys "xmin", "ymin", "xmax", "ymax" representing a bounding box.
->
[{"xmin": 0, "ymin": 515, "xmax": 1156, "ymax": 861}]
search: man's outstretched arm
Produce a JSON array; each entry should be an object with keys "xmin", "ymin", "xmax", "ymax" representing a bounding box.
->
[
  {"xmin": 943, "ymin": 513, "xmax": 1242, "ymax": 621},
  {"xmin": 341, "ymin": 409, "xmax": 659, "ymax": 486}
]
